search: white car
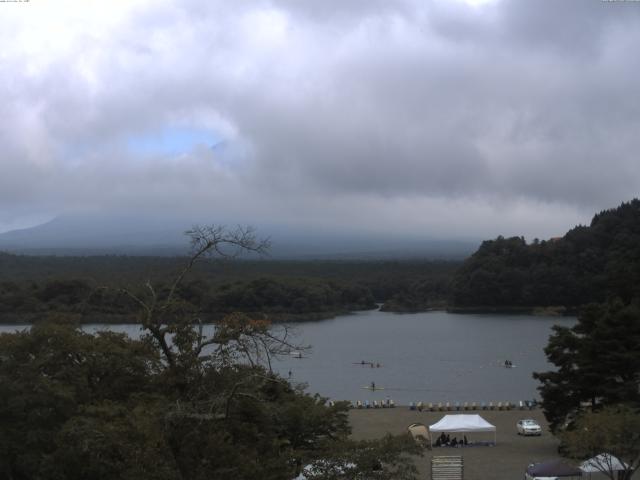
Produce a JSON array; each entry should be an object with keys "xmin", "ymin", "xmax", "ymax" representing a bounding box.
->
[{"xmin": 517, "ymin": 419, "xmax": 542, "ymax": 436}]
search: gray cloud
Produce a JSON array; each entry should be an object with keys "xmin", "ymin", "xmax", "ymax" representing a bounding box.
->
[{"xmin": 0, "ymin": 0, "xmax": 638, "ymax": 239}]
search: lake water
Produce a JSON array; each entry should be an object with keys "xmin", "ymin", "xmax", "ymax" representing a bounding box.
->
[{"xmin": 0, "ymin": 309, "xmax": 574, "ymax": 405}]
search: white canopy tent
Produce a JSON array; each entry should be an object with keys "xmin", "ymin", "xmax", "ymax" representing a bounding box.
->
[
  {"xmin": 580, "ymin": 453, "xmax": 628, "ymax": 477},
  {"xmin": 428, "ymin": 414, "xmax": 496, "ymax": 447}
]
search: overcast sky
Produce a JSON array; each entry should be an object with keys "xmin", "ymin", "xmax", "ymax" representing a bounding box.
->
[{"xmin": 1, "ymin": 0, "xmax": 639, "ymax": 240}]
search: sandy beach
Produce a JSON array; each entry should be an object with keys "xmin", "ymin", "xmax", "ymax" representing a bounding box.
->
[{"xmin": 349, "ymin": 407, "xmax": 564, "ymax": 480}]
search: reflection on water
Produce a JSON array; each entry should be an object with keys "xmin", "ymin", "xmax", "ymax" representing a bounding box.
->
[{"xmin": 0, "ymin": 309, "xmax": 574, "ymax": 404}]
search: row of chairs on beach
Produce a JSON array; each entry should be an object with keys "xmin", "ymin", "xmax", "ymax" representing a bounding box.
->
[
  {"xmin": 409, "ymin": 400, "xmax": 537, "ymax": 411},
  {"xmin": 347, "ymin": 399, "xmax": 396, "ymax": 409}
]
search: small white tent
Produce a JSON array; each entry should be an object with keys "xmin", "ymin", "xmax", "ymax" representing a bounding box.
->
[
  {"xmin": 580, "ymin": 453, "xmax": 628, "ymax": 476},
  {"xmin": 429, "ymin": 414, "xmax": 496, "ymax": 447}
]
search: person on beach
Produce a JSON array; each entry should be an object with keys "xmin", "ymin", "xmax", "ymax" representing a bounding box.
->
[{"xmin": 370, "ymin": 381, "xmax": 375, "ymax": 390}]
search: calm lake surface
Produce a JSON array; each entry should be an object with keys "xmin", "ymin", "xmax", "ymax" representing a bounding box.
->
[{"xmin": 0, "ymin": 309, "xmax": 575, "ymax": 405}]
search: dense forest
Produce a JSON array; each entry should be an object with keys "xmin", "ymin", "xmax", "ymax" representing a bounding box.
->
[
  {"xmin": 0, "ymin": 254, "xmax": 458, "ymax": 323},
  {"xmin": 3, "ymin": 199, "xmax": 640, "ymax": 322},
  {"xmin": 450, "ymin": 199, "xmax": 640, "ymax": 311}
]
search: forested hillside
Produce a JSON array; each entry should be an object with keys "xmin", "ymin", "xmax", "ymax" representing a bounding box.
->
[
  {"xmin": 0, "ymin": 255, "xmax": 458, "ymax": 323},
  {"xmin": 451, "ymin": 199, "xmax": 640, "ymax": 309}
]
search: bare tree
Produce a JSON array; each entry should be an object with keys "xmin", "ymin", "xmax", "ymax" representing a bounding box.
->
[{"xmin": 120, "ymin": 225, "xmax": 301, "ymax": 371}]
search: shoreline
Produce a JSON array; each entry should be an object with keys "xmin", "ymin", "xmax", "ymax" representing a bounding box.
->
[
  {"xmin": 446, "ymin": 305, "xmax": 577, "ymax": 316},
  {"xmin": 0, "ymin": 304, "xmax": 578, "ymax": 326},
  {"xmin": 0, "ymin": 309, "xmax": 362, "ymax": 325}
]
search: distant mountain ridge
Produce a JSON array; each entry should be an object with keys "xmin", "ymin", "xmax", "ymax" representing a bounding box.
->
[
  {"xmin": 451, "ymin": 199, "xmax": 640, "ymax": 309},
  {"xmin": 0, "ymin": 214, "xmax": 478, "ymax": 260}
]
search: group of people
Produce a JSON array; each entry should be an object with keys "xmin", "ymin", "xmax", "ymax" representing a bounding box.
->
[
  {"xmin": 504, "ymin": 360, "xmax": 513, "ymax": 367},
  {"xmin": 434, "ymin": 432, "xmax": 468, "ymax": 448},
  {"xmin": 360, "ymin": 360, "xmax": 381, "ymax": 368}
]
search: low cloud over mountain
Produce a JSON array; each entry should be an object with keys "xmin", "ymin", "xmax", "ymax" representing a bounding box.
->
[{"xmin": 1, "ymin": 0, "xmax": 639, "ymax": 241}]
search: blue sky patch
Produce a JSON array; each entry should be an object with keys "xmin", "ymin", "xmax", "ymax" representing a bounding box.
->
[{"xmin": 127, "ymin": 127, "xmax": 219, "ymax": 156}]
